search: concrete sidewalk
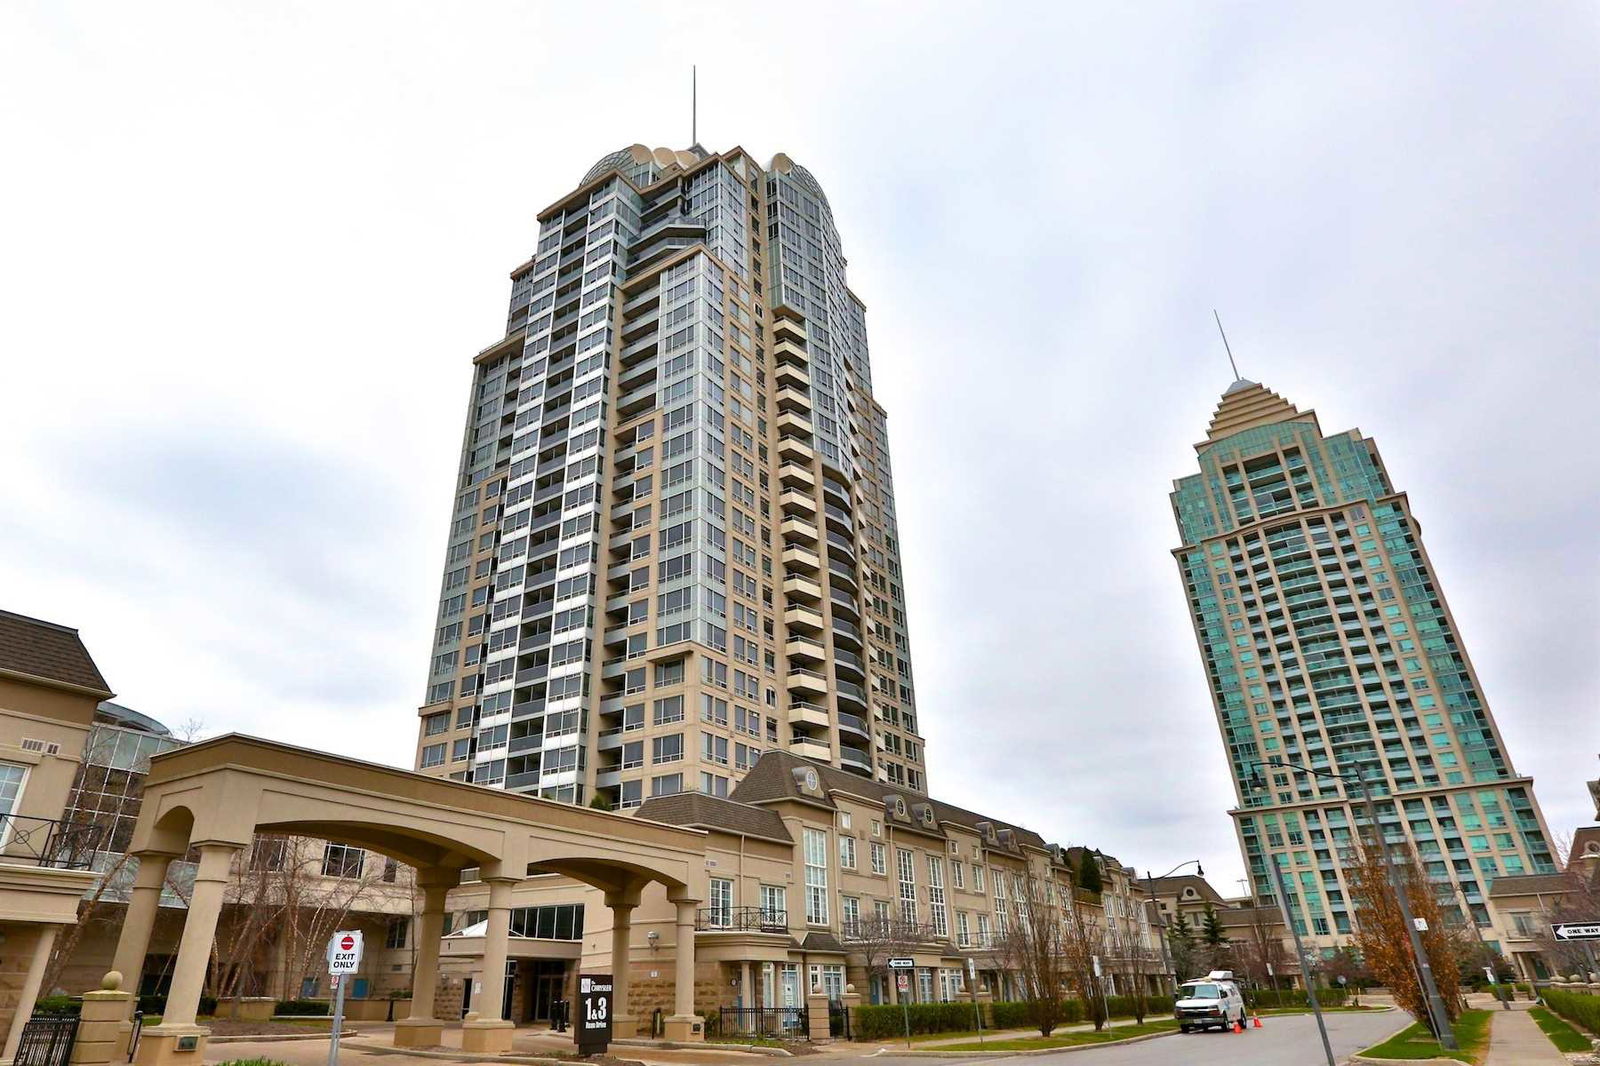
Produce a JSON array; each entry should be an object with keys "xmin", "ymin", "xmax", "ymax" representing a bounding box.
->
[{"xmin": 1484, "ymin": 1003, "xmax": 1569, "ymax": 1066}]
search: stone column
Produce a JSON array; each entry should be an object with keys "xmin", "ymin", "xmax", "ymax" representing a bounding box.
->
[
  {"xmin": 739, "ymin": 961, "xmax": 752, "ymax": 1009},
  {"xmin": 137, "ymin": 843, "xmax": 240, "ymax": 1066},
  {"xmin": 67, "ymin": 970, "xmax": 133, "ymax": 1066},
  {"xmin": 806, "ymin": 989, "xmax": 831, "ymax": 1043},
  {"xmin": 393, "ymin": 875, "xmax": 453, "ymax": 1048},
  {"xmin": 460, "ymin": 878, "xmax": 515, "ymax": 1053},
  {"xmin": 662, "ymin": 897, "xmax": 703, "ymax": 1042},
  {"xmin": 162, "ymin": 845, "xmax": 238, "ymax": 1027},
  {"xmin": 109, "ymin": 851, "xmax": 175, "ymax": 997},
  {"xmin": 3, "ymin": 925, "xmax": 59, "ymax": 1061},
  {"xmin": 606, "ymin": 894, "xmax": 636, "ymax": 1036}
]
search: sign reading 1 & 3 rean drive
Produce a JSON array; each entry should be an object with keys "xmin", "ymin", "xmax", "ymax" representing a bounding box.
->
[{"xmin": 576, "ymin": 973, "xmax": 614, "ymax": 1056}]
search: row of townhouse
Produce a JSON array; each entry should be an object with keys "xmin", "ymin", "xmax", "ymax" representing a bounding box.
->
[
  {"xmin": 435, "ymin": 750, "xmax": 1171, "ymax": 1028},
  {"xmin": 0, "ymin": 607, "xmax": 1172, "ymax": 1040}
]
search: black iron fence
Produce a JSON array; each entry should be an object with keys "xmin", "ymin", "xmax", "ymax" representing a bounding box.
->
[
  {"xmin": 14, "ymin": 1015, "xmax": 77, "ymax": 1066},
  {"xmin": 127, "ymin": 1011, "xmax": 143, "ymax": 1062},
  {"xmin": 0, "ymin": 815, "xmax": 104, "ymax": 870},
  {"xmin": 827, "ymin": 999, "xmax": 851, "ymax": 1039},
  {"xmin": 695, "ymin": 906, "xmax": 788, "ymax": 933},
  {"xmin": 710, "ymin": 1005, "xmax": 809, "ymax": 1039}
]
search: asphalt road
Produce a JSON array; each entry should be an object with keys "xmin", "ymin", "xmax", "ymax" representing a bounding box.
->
[{"xmin": 843, "ymin": 1009, "xmax": 1409, "ymax": 1066}]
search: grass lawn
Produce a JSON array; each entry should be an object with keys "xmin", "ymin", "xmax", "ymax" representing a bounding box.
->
[
  {"xmin": 1357, "ymin": 1009, "xmax": 1491, "ymax": 1064},
  {"xmin": 936, "ymin": 1019, "xmax": 1178, "ymax": 1052},
  {"xmin": 1528, "ymin": 1007, "xmax": 1591, "ymax": 1053}
]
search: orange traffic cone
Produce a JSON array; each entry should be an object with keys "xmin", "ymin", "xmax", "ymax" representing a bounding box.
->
[
  {"xmin": 1251, "ymin": 1015, "xmax": 1263, "ymax": 1028},
  {"xmin": 1233, "ymin": 1020, "xmax": 1244, "ymax": 1033}
]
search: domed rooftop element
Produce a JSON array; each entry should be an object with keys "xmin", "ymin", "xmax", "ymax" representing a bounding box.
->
[
  {"xmin": 581, "ymin": 144, "xmax": 710, "ymax": 187},
  {"xmin": 95, "ymin": 700, "xmax": 172, "ymax": 736}
]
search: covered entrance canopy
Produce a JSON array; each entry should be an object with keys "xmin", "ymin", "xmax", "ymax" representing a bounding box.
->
[{"xmin": 109, "ymin": 734, "xmax": 709, "ymax": 1062}]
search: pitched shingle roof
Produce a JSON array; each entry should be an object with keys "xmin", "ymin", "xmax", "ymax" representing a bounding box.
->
[
  {"xmin": 0, "ymin": 610, "xmax": 112, "ymax": 696},
  {"xmin": 730, "ymin": 750, "xmax": 1049, "ymax": 850},
  {"xmin": 1488, "ymin": 873, "xmax": 1573, "ymax": 898},
  {"xmin": 1147, "ymin": 874, "xmax": 1228, "ymax": 905},
  {"xmin": 634, "ymin": 791, "xmax": 792, "ymax": 843}
]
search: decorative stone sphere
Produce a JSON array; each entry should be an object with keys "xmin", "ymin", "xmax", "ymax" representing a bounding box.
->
[
  {"xmin": 101, "ymin": 971, "xmax": 123, "ymax": 991},
  {"xmin": 845, "ymin": 984, "xmax": 856, "ymax": 994}
]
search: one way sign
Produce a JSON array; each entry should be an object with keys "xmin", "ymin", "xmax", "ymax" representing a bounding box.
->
[{"xmin": 1551, "ymin": 922, "xmax": 1600, "ymax": 942}]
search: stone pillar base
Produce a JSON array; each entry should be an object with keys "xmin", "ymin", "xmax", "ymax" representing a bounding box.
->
[
  {"xmin": 460, "ymin": 1020, "xmax": 515, "ymax": 1053},
  {"xmin": 662, "ymin": 1014, "xmax": 704, "ymax": 1042},
  {"xmin": 611, "ymin": 1013, "xmax": 637, "ymax": 1039},
  {"xmin": 133, "ymin": 1025, "xmax": 209, "ymax": 1066},
  {"xmin": 391, "ymin": 1019, "xmax": 445, "ymax": 1048}
]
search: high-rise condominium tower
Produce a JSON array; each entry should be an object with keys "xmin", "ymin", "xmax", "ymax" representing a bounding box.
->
[
  {"xmin": 412, "ymin": 144, "xmax": 923, "ymax": 810},
  {"xmin": 1171, "ymin": 379, "xmax": 1555, "ymax": 946}
]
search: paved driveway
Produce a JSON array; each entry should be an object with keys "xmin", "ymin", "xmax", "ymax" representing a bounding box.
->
[{"xmin": 826, "ymin": 1009, "xmax": 1409, "ymax": 1065}]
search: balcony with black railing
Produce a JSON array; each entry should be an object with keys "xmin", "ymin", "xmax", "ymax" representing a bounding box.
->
[
  {"xmin": 696, "ymin": 906, "xmax": 788, "ymax": 934},
  {"xmin": 0, "ymin": 815, "xmax": 105, "ymax": 870}
]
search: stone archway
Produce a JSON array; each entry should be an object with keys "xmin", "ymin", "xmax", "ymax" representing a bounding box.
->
[{"xmin": 105, "ymin": 734, "xmax": 708, "ymax": 1064}]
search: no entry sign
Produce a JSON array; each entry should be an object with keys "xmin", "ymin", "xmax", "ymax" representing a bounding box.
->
[{"xmin": 327, "ymin": 929, "xmax": 364, "ymax": 974}]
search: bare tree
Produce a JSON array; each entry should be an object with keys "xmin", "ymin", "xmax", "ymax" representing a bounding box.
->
[
  {"xmin": 1101, "ymin": 915, "xmax": 1156, "ymax": 1022},
  {"xmin": 1229, "ymin": 905, "xmax": 1291, "ymax": 997},
  {"xmin": 990, "ymin": 867, "xmax": 1078, "ymax": 1037},
  {"xmin": 1058, "ymin": 884, "xmax": 1110, "ymax": 1031},
  {"xmin": 843, "ymin": 912, "xmax": 931, "ymax": 1001}
]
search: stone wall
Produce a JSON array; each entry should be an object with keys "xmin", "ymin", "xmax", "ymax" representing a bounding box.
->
[{"xmin": 0, "ymin": 924, "xmax": 46, "ymax": 1047}]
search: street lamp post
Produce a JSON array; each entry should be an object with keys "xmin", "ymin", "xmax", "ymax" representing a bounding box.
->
[
  {"xmin": 1250, "ymin": 757, "xmax": 1457, "ymax": 1051},
  {"xmin": 1144, "ymin": 859, "xmax": 1204, "ymax": 991},
  {"xmin": 1260, "ymin": 838, "xmax": 1338, "ymax": 1066}
]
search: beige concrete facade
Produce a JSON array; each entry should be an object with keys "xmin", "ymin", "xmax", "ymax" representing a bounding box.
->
[
  {"xmin": 0, "ymin": 612, "xmax": 111, "ymax": 1061},
  {"xmin": 105, "ymin": 734, "xmax": 712, "ymax": 1065},
  {"xmin": 413, "ymin": 142, "xmax": 925, "ymax": 812}
]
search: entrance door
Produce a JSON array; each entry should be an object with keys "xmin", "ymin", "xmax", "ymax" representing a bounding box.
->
[
  {"xmin": 780, "ymin": 965, "xmax": 799, "ymax": 1008},
  {"xmin": 529, "ymin": 961, "xmax": 566, "ymax": 1023}
]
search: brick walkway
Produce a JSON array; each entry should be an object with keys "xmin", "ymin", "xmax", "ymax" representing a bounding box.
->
[{"xmin": 1484, "ymin": 1003, "xmax": 1569, "ymax": 1066}]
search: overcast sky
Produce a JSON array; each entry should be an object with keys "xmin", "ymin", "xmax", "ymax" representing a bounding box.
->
[{"xmin": 2, "ymin": 2, "xmax": 1596, "ymax": 893}]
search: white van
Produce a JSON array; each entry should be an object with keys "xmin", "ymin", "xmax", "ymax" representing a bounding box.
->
[{"xmin": 1174, "ymin": 970, "xmax": 1248, "ymax": 1033}]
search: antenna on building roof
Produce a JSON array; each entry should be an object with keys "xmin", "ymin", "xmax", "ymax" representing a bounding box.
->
[
  {"xmin": 691, "ymin": 65, "xmax": 697, "ymax": 146},
  {"xmin": 1213, "ymin": 309, "xmax": 1241, "ymax": 381}
]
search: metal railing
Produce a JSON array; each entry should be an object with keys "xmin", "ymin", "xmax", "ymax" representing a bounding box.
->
[
  {"xmin": 711, "ymin": 1005, "xmax": 808, "ymax": 1039},
  {"xmin": 14, "ymin": 1015, "xmax": 77, "ymax": 1066},
  {"xmin": 0, "ymin": 815, "xmax": 105, "ymax": 870},
  {"xmin": 696, "ymin": 906, "xmax": 788, "ymax": 933}
]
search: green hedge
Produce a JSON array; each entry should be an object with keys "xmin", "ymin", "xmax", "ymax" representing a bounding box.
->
[
  {"xmin": 855, "ymin": 1002, "xmax": 974, "ymax": 1040},
  {"xmin": 1106, "ymin": 994, "xmax": 1174, "ymax": 1018},
  {"xmin": 274, "ymin": 999, "xmax": 331, "ymax": 1017},
  {"xmin": 1238, "ymin": 988, "xmax": 1348, "ymax": 1009},
  {"xmin": 1543, "ymin": 989, "xmax": 1600, "ymax": 1035},
  {"xmin": 33, "ymin": 995, "xmax": 80, "ymax": 1016}
]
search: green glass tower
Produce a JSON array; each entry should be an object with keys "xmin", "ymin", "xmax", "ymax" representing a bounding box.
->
[{"xmin": 1170, "ymin": 379, "xmax": 1556, "ymax": 950}]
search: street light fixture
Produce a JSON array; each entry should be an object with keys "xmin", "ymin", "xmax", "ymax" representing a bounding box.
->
[
  {"xmin": 1246, "ymin": 756, "xmax": 1458, "ymax": 1054},
  {"xmin": 1144, "ymin": 859, "xmax": 1204, "ymax": 991}
]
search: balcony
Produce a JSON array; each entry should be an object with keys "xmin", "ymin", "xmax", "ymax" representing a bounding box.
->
[
  {"xmin": 829, "ymin": 589, "xmax": 860, "ymax": 619},
  {"xmin": 823, "ymin": 503, "xmax": 853, "ymax": 533},
  {"xmin": 778, "ymin": 435, "xmax": 815, "ymax": 463},
  {"xmin": 784, "ymin": 605, "xmax": 824, "ymax": 632},
  {"xmin": 779, "ymin": 489, "xmax": 817, "ymax": 516},
  {"xmin": 780, "ymin": 517, "xmax": 820, "ymax": 545},
  {"xmin": 838, "ymin": 712, "xmax": 871, "ymax": 744},
  {"xmin": 787, "ymin": 669, "xmax": 829, "ymax": 697},
  {"xmin": 777, "ymin": 411, "xmax": 814, "ymax": 438},
  {"xmin": 778, "ymin": 462, "xmax": 815, "ymax": 490},
  {"xmin": 775, "ymin": 361, "xmax": 810, "ymax": 389},
  {"xmin": 782, "ymin": 544, "xmax": 821, "ymax": 572},
  {"xmin": 783, "ymin": 574, "xmax": 822, "ymax": 602},
  {"xmin": 776, "ymin": 387, "xmax": 812, "ymax": 415},
  {"xmin": 790, "ymin": 736, "xmax": 831, "ymax": 761},
  {"xmin": 0, "ymin": 815, "xmax": 104, "ymax": 871},
  {"xmin": 788, "ymin": 702, "xmax": 831, "ymax": 730},
  {"xmin": 785, "ymin": 634, "xmax": 826, "ymax": 662},
  {"xmin": 836, "ymin": 680, "xmax": 869, "ymax": 711},
  {"xmin": 773, "ymin": 337, "xmax": 809, "ymax": 367},
  {"xmin": 697, "ymin": 906, "xmax": 788, "ymax": 934},
  {"xmin": 839, "ymin": 746, "xmax": 873, "ymax": 774}
]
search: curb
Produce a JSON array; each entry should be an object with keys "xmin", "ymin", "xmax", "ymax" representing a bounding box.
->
[
  {"xmin": 339, "ymin": 1038, "xmax": 574, "ymax": 1065},
  {"xmin": 868, "ymin": 1029, "xmax": 1180, "ymax": 1057},
  {"xmin": 210, "ymin": 1030, "xmax": 361, "ymax": 1044},
  {"xmin": 614, "ymin": 1036, "xmax": 793, "ymax": 1057}
]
